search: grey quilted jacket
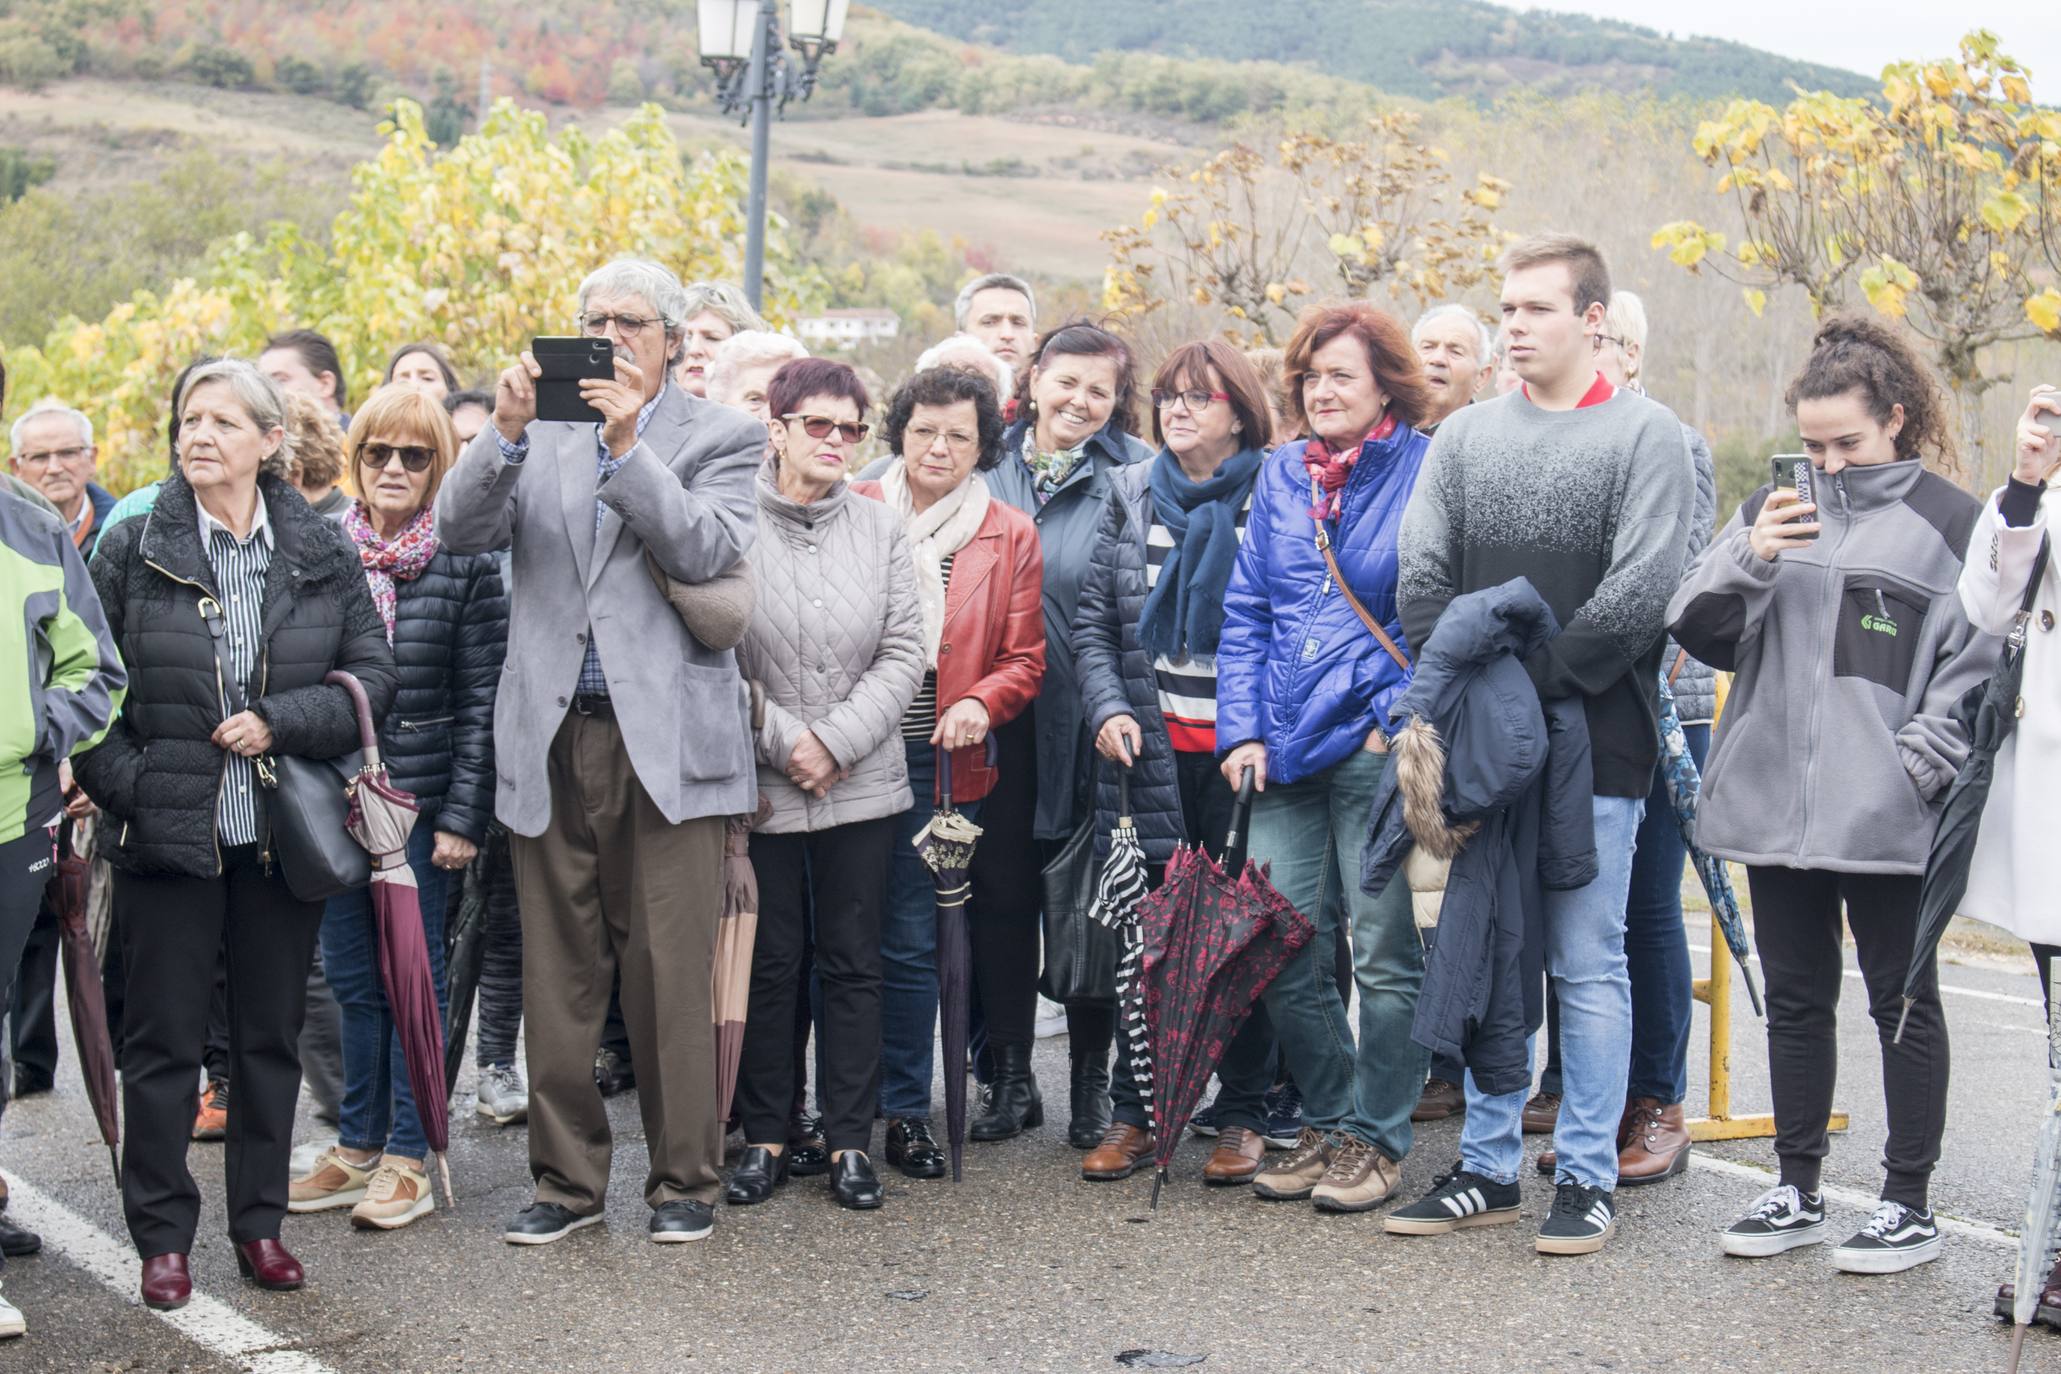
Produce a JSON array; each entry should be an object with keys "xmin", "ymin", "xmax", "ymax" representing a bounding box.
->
[
  {"xmin": 1665, "ymin": 424, "xmax": 1720, "ymax": 724},
  {"xmin": 739, "ymin": 461, "xmax": 926, "ymax": 834}
]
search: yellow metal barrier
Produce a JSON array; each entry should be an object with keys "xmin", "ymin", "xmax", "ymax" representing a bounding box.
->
[{"xmin": 1686, "ymin": 911, "xmax": 1848, "ymax": 1142}]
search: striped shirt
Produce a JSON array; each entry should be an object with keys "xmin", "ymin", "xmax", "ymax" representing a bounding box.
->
[
  {"xmin": 197, "ymin": 496, "xmax": 273, "ymax": 847},
  {"xmin": 1144, "ymin": 496, "xmax": 1251, "ymax": 754},
  {"xmin": 900, "ymin": 553, "xmax": 955, "ymax": 741}
]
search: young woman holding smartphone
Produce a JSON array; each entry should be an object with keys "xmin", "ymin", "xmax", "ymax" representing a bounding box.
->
[{"xmin": 1667, "ymin": 316, "xmax": 1996, "ymax": 1275}]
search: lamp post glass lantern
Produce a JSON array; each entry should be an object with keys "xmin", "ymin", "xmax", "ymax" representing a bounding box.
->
[{"xmin": 697, "ymin": 0, "xmax": 845, "ymax": 311}]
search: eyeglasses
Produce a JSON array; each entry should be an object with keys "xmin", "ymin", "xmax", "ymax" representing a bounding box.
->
[
  {"xmin": 1595, "ymin": 333, "xmax": 1627, "ymax": 352},
  {"xmin": 904, "ymin": 424, "xmax": 978, "ymax": 453},
  {"xmin": 785, "ymin": 414, "xmax": 870, "ymax": 444},
  {"xmin": 1151, "ymin": 389, "xmax": 1230, "ymax": 412},
  {"xmin": 581, "ymin": 312, "xmax": 662, "ymax": 337},
  {"xmin": 14, "ymin": 445, "xmax": 88, "ymax": 468},
  {"xmin": 358, "ymin": 442, "xmax": 437, "ymax": 473}
]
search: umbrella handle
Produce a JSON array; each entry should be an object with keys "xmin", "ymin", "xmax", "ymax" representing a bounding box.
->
[
  {"xmin": 323, "ymin": 670, "xmax": 381, "ymax": 768},
  {"xmin": 1223, "ymin": 765, "xmax": 1257, "ymax": 870},
  {"xmin": 938, "ymin": 746, "xmax": 954, "ymax": 811},
  {"xmin": 1117, "ymin": 766, "xmax": 1130, "ymax": 822}
]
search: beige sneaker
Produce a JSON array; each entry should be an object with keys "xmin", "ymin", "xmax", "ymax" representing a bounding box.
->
[
  {"xmin": 350, "ymin": 1158, "xmax": 434, "ymax": 1231},
  {"xmin": 287, "ymin": 1149, "xmax": 376, "ymax": 1213},
  {"xmin": 1252, "ymin": 1127, "xmax": 1335, "ymax": 1201},
  {"xmin": 1311, "ymin": 1136, "xmax": 1402, "ymax": 1213}
]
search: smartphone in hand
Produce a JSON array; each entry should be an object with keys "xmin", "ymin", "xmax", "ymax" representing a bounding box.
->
[
  {"xmin": 1770, "ymin": 453, "xmax": 1818, "ymax": 541},
  {"xmin": 532, "ymin": 336, "xmax": 613, "ymax": 425}
]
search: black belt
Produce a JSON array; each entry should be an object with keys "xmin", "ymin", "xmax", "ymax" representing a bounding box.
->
[{"xmin": 571, "ymin": 694, "xmax": 614, "ymax": 718}]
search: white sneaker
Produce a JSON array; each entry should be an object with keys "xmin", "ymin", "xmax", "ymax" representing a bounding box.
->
[
  {"xmin": 1034, "ymin": 995, "xmax": 1067, "ymax": 1039},
  {"xmin": 0, "ymin": 1284, "xmax": 23, "ymax": 1339},
  {"xmin": 289, "ymin": 1137, "xmax": 339, "ymax": 1177},
  {"xmin": 476, "ymin": 1063, "xmax": 529, "ymax": 1126},
  {"xmin": 1720, "ymin": 1184, "xmax": 1826, "ymax": 1257}
]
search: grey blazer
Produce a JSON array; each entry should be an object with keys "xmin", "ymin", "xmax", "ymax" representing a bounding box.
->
[{"xmin": 434, "ymin": 386, "xmax": 765, "ymax": 836}]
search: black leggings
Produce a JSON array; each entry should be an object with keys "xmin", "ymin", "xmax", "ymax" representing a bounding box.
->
[{"xmin": 1746, "ymin": 866, "xmax": 1947, "ymax": 1211}]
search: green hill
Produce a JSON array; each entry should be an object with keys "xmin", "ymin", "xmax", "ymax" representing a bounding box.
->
[{"xmin": 867, "ymin": 0, "xmax": 1877, "ymax": 103}]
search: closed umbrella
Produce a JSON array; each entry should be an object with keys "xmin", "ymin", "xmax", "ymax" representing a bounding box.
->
[
  {"xmin": 913, "ymin": 750, "xmax": 982, "ymax": 1182},
  {"xmin": 2008, "ymin": 950, "xmax": 2061, "ymax": 1372},
  {"xmin": 712, "ymin": 809, "xmax": 761, "ymax": 1124},
  {"xmin": 1657, "ymin": 679, "xmax": 1761, "ymax": 1016},
  {"xmin": 441, "ymin": 834, "xmax": 492, "ymax": 1102},
  {"xmin": 1091, "ymin": 769, "xmax": 1153, "ymax": 1147},
  {"xmin": 325, "ymin": 670, "xmax": 450, "ymax": 1204},
  {"xmin": 50, "ymin": 836, "xmax": 119, "ymax": 1186},
  {"xmin": 1139, "ymin": 768, "xmax": 1314, "ymax": 1207}
]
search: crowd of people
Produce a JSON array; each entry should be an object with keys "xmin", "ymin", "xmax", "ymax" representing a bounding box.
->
[{"xmin": 1, "ymin": 230, "xmax": 2057, "ymax": 1345}]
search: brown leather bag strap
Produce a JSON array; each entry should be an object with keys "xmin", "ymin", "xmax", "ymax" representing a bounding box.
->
[
  {"xmin": 1319, "ymin": 534, "xmax": 1411, "ymax": 672},
  {"xmin": 1666, "ymin": 647, "xmax": 1690, "ymax": 687}
]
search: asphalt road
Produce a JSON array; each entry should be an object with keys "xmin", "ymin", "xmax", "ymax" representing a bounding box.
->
[{"xmin": 0, "ymin": 927, "xmax": 2051, "ymax": 1374}]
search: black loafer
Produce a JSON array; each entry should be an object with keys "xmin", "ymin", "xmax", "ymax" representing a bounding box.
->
[
  {"xmin": 786, "ymin": 1113, "xmax": 829, "ymax": 1177},
  {"xmin": 0, "ymin": 1216, "xmax": 40, "ymax": 1257},
  {"xmin": 885, "ymin": 1118, "xmax": 947, "ymax": 1180},
  {"xmin": 725, "ymin": 1146, "xmax": 789, "ymax": 1205},
  {"xmin": 649, "ymin": 1199, "xmax": 715, "ymax": 1243},
  {"xmin": 502, "ymin": 1201, "xmax": 603, "ymax": 1246},
  {"xmin": 830, "ymin": 1151, "xmax": 884, "ymax": 1210}
]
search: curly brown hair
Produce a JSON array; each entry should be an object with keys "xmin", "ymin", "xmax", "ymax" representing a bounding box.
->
[
  {"xmin": 283, "ymin": 391, "xmax": 346, "ymax": 490},
  {"xmin": 1784, "ymin": 314, "xmax": 1956, "ymax": 469}
]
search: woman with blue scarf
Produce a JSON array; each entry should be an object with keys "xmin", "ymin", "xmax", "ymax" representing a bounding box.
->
[
  {"xmin": 1218, "ymin": 302, "xmax": 1434, "ymax": 1217},
  {"xmin": 1071, "ymin": 340, "xmax": 1281, "ymax": 1187}
]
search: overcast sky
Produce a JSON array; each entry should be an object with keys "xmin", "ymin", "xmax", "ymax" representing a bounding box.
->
[{"xmin": 1517, "ymin": 1, "xmax": 2059, "ymax": 100}]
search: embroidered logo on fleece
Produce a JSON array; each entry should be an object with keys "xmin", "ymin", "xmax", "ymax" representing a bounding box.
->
[{"xmin": 1861, "ymin": 613, "xmax": 1899, "ymax": 637}]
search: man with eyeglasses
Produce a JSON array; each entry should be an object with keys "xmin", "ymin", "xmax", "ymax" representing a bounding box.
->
[
  {"xmin": 9, "ymin": 403, "xmax": 113, "ymax": 560},
  {"xmin": 437, "ymin": 257, "xmax": 766, "ymax": 1248}
]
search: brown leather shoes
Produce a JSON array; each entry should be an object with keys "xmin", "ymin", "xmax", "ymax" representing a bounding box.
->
[
  {"xmin": 1521, "ymin": 1090, "xmax": 1560, "ymax": 1135},
  {"xmin": 140, "ymin": 1253, "xmax": 191, "ymax": 1311},
  {"xmin": 1081, "ymin": 1122, "xmax": 1154, "ymax": 1181},
  {"xmin": 1201, "ymin": 1127, "xmax": 1265, "ymax": 1186},
  {"xmin": 1412, "ymin": 1077, "xmax": 1464, "ymax": 1122},
  {"xmin": 1616, "ymin": 1098, "xmax": 1691, "ymax": 1186},
  {"xmin": 234, "ymin": 1238, "xmax": 304, "ymax": 1292}
]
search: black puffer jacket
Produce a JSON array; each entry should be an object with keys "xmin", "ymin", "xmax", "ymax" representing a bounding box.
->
[
  {"xmin": 372, "ymin": 546, "xmax": 506, "ymax": 841},
  {"xmin": 76, "ymin": 472, "xmax": 398, "ymax": 878}
]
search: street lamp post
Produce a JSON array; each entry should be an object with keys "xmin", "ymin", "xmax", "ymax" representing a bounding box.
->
[{"xmin": 698, "ymin": 0, "xmax": 849, "ymax": 312}]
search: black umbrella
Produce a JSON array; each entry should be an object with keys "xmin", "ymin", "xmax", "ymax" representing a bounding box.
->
[
  {"xmin": 1895, "ymin": 538, "xmax": 2049, "ymax": 1043},
  {"xmin": 914, "ymin": 750, "xmax": 983, "ymax": 1182},
  {"xmin": 441, "ymin": 828, "xmax": 497, "ymax": 1102}
]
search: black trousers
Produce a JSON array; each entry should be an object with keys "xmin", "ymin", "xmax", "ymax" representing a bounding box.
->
[
  {"xmin": 8, "ymin": 905, "xmax": 59, "ymax": 1085},
  {"xmin": 117, "ymin": 845, "xmax": 324, "ymax": 1255},
  {"xmin": 1746, "ymin": 866, "xmax": 1947, "ymax": 1210},
  {"xmin": 739, "ymin": 818, "xmax": 893, "ymax": 1154}
]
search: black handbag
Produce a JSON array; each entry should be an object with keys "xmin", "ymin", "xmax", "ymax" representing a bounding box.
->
[
  {"xmin": 198, "ymin": 592, "xmax": 369, "ymax": 903},
  {"xmin": 1038, "ymin": 770, "xmax": 1122, "ymax": 1005}
]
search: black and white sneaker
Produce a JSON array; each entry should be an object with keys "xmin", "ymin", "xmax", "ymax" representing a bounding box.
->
[
  {"xmin": 1383, "ymin": 1161, "xmax": 1521, "ymax": 1235},
  {"xmin": 1720, "ymin": 1184, "xmax": 1826, "ymax": 1257},
  {"xmin": 1831, "ymin": 1201, "xmax": 1941, "ymax": 1274},
  {"xmin": 502, "ymin": 1201, "xmax": 603, "ymax": 1246},
  {"xmin": 1536, "ymin": 1181, "xmax": 1615, "ymax": 1255},
  {"xmin": 649, "ymin": 1199, "xmax": 716, "ymax": 1244}
]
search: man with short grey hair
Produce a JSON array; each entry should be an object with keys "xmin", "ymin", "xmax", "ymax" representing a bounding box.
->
[
  {"xmin": 953, "ymin": 273, "xmax": 1036, "ymax": 371},
  {"xmin": 1411, "ymin": 303, "xmax": 1494, "ymax": 433},
  {"xmin": 437, "ymin": 256, "xmax": 766, "ymax": 1247},
  {"xmin": 9, "ymin": 402, "xmax": 113, "ymax": 558}
]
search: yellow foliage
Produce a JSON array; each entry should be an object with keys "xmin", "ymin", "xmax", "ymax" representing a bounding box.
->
[{"xmin": 2029, "ymin": 287, "xmax": 2061, "ymax": 336}]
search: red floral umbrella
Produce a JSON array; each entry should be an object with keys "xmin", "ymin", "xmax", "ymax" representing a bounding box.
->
[{"xmin": 1138, "ymin": 769, "xmax": 1313, "ymax": 1206}]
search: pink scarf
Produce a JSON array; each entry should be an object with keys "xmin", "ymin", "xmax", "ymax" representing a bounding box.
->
[
  {"xmin": 344, "ymin": 503, "xmax": 440, "ymax": 643},
  {"xmin": 1303, "ymin": 413, "xmax": 1398, "ymax": 522}
]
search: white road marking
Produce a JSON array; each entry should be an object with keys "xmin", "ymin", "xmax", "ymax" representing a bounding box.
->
[
  {"xmin": 1690, "ymin": 1154, "xmax": 2017, "ymax": 1250},
  {"xmin": 0, "ymin": 1170, "xmax": 339, "ymax": 1374},
  {"xmin": 1688, "ymin": 944, "xmax": 2044, "ymax": 1010}
]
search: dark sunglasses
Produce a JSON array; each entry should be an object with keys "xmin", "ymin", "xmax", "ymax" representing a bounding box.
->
[
  {"xmin": 358, "ymin": 442, "xmax": 437, "ymax": 473},
  {"xmin": 783, "ymin": 413, "xmax": 870, "ymax": 444}
]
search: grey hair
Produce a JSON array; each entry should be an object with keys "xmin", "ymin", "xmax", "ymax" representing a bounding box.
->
[
  {"xmin": 577, "ymin": 257, "xmax": 693, "ymax": 364},
  {"xmin": 179, "ymin": 359, "xmax": 296, "ymax": 477},
  {"xmin": 1411, "ymin": 303, "xmax": 1493, "ymax": 367},
  {"xmin": 916, "ymin": 332, "xmax": 1013, "ymax": 397},
  {"xmin": 1603, "ymin": 291, "xmax": 1649, "ymax": 382},
  {"xmin": 952, "ymin": 273, "xmax": 1036, "ymax": 331},
  {"xmin": 9, "ymin": 399, "xmax": 94, "ymax": 453},
  {"xmin": 706, "ymin": 330, "xmax": 808, "ymax": 405},
  {"xmin": 680, "ymin": 280, "xmax": 767, "ymax": 336}
]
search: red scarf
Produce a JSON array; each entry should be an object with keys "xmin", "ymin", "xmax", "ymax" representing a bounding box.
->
[
  {"xmin": 344, "ymin": 502, "xmax": 440, "ymax": 643},
  {"xmin": 1303, "ymin": 414, "xmax": 1398, "ymax": 522}
]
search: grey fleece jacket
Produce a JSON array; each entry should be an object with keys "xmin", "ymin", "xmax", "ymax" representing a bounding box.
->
[{"xmin": 1667, "ymin": 457, "xmax": 1998, "ymax": 875}]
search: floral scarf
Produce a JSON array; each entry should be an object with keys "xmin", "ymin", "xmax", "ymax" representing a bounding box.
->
[
  {"xmin": 1024, "ymin": 442, "xmax": 1089, "ymax": 506},
  {"xmin": 1303, "ymin": 413, "xmax": 1398, "ymax": 522},
  {"xmin": 344, "ymin": 502, "xmax": 440, "ymax": 643}
]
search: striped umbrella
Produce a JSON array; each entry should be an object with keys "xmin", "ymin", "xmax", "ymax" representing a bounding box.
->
[{"xmin": 1090, "ymin": 769, "xmax": 1152, "ymax": 1144}]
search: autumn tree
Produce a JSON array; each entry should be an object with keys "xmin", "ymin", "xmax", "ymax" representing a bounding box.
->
[{"xmin": 1652, "ymin": 30, "xmax": 2057, "ymax": 478}]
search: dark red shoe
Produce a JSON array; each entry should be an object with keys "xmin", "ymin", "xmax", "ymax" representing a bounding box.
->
[
  {"xmin": 140, "ymin": 1253, "xmax": 191, "ymax": 1310},
  {"xmin": 234, "ymin": 1239, "xmax": 304, "ymax": 1292}
]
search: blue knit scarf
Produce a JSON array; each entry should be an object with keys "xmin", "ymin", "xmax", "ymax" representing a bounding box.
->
[{"xmin": 1137, "ymin": 445, "xmax": 1264, "ymax": 658}]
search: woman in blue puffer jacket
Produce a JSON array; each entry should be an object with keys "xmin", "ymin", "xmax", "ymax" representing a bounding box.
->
[{"xmin": 1217, "ymin": 301, "xmax": 1433, "ymax": 1214}]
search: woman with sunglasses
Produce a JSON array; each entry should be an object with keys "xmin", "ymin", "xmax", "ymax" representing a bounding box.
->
[
  {"xmin": 730, "ymin": 358, "xmax": 925, "ymax": 1211},
  {"xmin": 287, "ymin": 385, "xmax": 505, "ymax": 1232}
]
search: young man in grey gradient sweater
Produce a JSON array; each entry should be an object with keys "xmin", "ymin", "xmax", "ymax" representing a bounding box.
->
[{"xmin": 1383, "ymin": 235, "xmax": 1696, "ymax": 1256}]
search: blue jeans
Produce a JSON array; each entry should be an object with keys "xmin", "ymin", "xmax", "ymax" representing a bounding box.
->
[
  {"xmin": 1248, "ymin": 748, "xmax": 1427, "ymax": 1160},
  {"xmin": 1462, "ymin": 794, "xmax": 1643, "ymax": 1189},
  {"xmin": 878, "ymin": 740, "xmax": 983, "ymax": 1120},
  {"xmin": 321, "ymin": 823, "xmax": 449, "ymax": 1160}
]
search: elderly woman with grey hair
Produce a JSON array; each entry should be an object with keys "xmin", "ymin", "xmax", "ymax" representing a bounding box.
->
[
  {"xmin": 915, "ymin": 333, "xmax": 1013, "ymax": 403},
  {"xmin": 673, "ymin": 280, "xmax": 768, "ymax": 398},
  {"xmin": 76, "ymin": 358, "xmax": 398, "ymax": 1309},
  {"xmin": 706, "ymin": 330, "xmax": 808, "ymax": 420}
]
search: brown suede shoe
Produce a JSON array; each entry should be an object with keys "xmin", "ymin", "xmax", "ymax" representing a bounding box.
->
[
  {"xmin": 1521, "ymin": 1090, "xmax": 1560, "ymax": 1135},
  {"xmin": 1412, "ymin": 1077, "xmax": 1464, "ymax": 1122},
  {"xmin": 1201, "ymin": 1127, "xmax": 1265, "ymax": 1186},
  {"xmin": 1253, "ymin": 1127, "xmax": 1335, "ymax": 1201},
  {"xmin": 1616, "ymin": 1098, "xmax": 1691, "ymax": 1186},
  {"xmin": 1081, "ymin": 1122, "xmax": 1154, "ymax": 1182},
  {"xmin": 1311, "ymin": 1137, "xmax": 1403, "ymax": 1213}
]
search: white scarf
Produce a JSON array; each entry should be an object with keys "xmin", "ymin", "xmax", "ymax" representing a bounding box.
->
[{"xmin": 881, "ymin": 463, "xmax": 991, "ymax": 668}]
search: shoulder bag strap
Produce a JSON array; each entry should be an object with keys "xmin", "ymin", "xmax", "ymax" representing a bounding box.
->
[
  {"xmin": 1317, "ymin": 526, "xmax": 1411, "ymax": 673},
  {"xmin": 1666, "ymin": 647, "xmax": 1690, "ymax": 687},
  {"xmin": 196, "ymin": 594, "xmax": 276, "ymax": 787}
]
